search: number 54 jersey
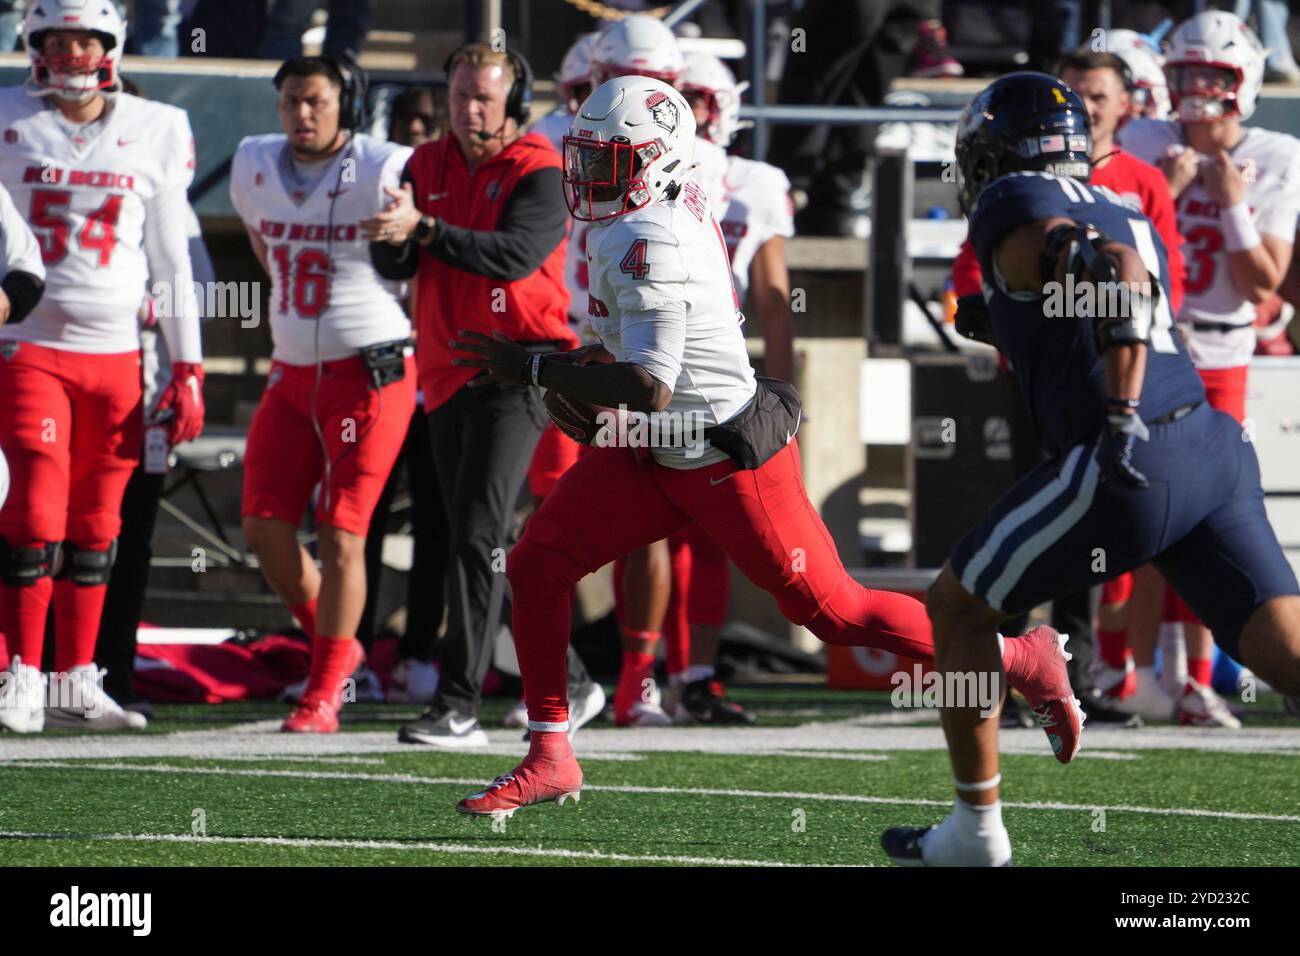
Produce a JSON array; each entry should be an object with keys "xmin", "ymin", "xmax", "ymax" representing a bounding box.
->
[
  {"xmin": 231, "ymin": 132, "xmax": 412, "ymax": 365},
  {"xmin": 0, "ymin": 88, "xmax": 195, "ymax": 352}
]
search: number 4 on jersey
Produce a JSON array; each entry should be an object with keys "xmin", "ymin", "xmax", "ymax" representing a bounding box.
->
[{"xmin": 620, "ymin": 238, "xmax": 649, "ymax": 280}]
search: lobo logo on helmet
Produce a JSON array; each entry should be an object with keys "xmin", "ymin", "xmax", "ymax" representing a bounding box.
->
[{"xmin": 645, "ymin": 91, "xmax": 677, "ymax": 133}]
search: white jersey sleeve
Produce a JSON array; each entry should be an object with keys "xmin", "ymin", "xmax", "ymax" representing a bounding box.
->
[
  {"xmin": 0, "ymin": 180, "xmax": 44, "ymax": 280},
  {"xmin": 719, "ymin": 156, "xmax": 793, "ymax": 301},
  {"xmin": 585, "ymin": 182, "xmax": 755, "ymax": 468},
  {"xmin": 1115, "ymin": 117, "xmax": 1178, "ymax": 167},
  {"xmin": 530, "ymin": 110, "xmax": 572, "ymax": 153}
]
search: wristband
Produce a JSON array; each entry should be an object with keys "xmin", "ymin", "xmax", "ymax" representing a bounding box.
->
[
  {"xmin": 1221, "ymin": 201, "xmax": 1261, "ymax": 252},
  {"xmin": 528, "ymin": 353, "xmax": 546, "ymax": 387}
]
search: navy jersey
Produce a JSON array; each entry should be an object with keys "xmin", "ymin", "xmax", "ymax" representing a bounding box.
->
[{"xmin": 970, "ymin": 172, "xmax": 1205, "ymax": 457}]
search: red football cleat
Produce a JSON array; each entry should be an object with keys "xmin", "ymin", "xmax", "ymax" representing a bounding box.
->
[
  {"xmin": 1007, "ymin": 625, "xmax": 1085, "ymax": 764},
  {"xmin": 281, "ymin": 638, "xmax": 364, "ymax": 734},
  {"xmin": 457, "ymin": 750, "xmax": 584, "ymax": 818},
  {"xmin": 282, "ymin": 694, "xmax": 341, "ymax": 733}
]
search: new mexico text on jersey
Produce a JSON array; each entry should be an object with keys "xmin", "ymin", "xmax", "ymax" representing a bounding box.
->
[{"xmin": 230, "ymin": 132, "xmax": 413, "ymax": 365}]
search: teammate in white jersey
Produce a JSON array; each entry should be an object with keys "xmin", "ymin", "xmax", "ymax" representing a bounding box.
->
[
  {"xmin": 231, "ymin": 56, "xmax": 417, "ymax": 734},
  {"xmin": 1117, "ymin": 10, "xmax": 1300, "ymax": 727},
  {"xmin": 0, "ymin": 0, "xmax": 203, "ymax": 734},
  {"xmin": 530, "ymin": 32, "xmax": 599, "ymax": 153},
  {"xmin": 450, "ymin": 77, "xmax": 953, "ymax": 816}
]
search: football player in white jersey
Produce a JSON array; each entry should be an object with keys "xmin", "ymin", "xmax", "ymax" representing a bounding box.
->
[
  {"xmin": 639, "ymin": 51, "xmax": 796, "ymax": 724},
  {"xmin": 582, "ymin": 15, "xmax": 732, "ymax": 726},
  {"xmin": 1117, "ymin": 10, "xmax": 1300, "ymax": 726},
  {"xmin": 231, "ymin": 56, "xmax": 416, "ymax": 733},
  {"xmin": 0, "ymin": 0, "xmax": 203, "ymax": 734},
  {"xmin": 1103, "ymin": 29, "xmax": 1171, "ymax": 121},
  {"xmin": 450, "ymin": 77, "xmax": 1075, "ymax": 817}
]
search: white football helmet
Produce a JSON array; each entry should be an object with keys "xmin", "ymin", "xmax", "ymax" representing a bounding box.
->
[
  {"xmin": 563, "ymin": 76, "xmax": 696, "ymax": 223},
  {"xmin": 1164, "ymin": 11, "xmax": 1265, "ymax": 122},
  {"xmin": 557, "ymin": 32, "xmax": 600, "ymax": 115},
  {"xmin": 589, "ymin": 15, "xmax": 683, "ymax": 88},
  {"xmin": 23, "ymin": 0, "xmax": 125, "ymax": 101},
  {"xmin": 1102, "ymin": 29, "xmax": 1171, "ymax": 120},
  {"xmin": 678, "ymin": 51, "xmax": 751, "ymax": 146}
]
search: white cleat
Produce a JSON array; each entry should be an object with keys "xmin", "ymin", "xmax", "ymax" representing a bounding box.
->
[
  {"xmin": 0, "ymin": 656, "xmax": 47, "ymax": 733},
  {"xmin": 568, "ymin": 681, "xmax": 606, "ymax": 738},
  {"xmin": 1116, "ymin": 675, "xmax": 1176, "ymax": 722},
  {"xmin": 348, "ymin": 665, "xmax": 386, "ymax": 703},
  {"xmin": 1178, "ymin": 680, "xmax": 1242, "ymax": 729},
  {"xmin": 45, "ymin": 665, "xmax": 148, "ymax": 731},
  {"xmin": 1088, "ymin": 657, "xmax": 1134, "ymax": 699},
  {"xmin": 385, "ymin": 659, "xmax": 439, "ymax": 705},
  {"xmin": 615, "ymin": 701, "xmax": 673, "ymax": 727}
]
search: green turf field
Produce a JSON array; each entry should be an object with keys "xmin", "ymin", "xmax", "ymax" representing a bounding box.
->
[{"xmin": 2, "ymin": 687, "xmax": 1298, "ymax": 867}]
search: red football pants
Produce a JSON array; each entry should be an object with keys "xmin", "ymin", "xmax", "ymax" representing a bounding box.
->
[
  {"xmin": 0, "ymin": 343, "xmax": 143, "ymax": 668},
  {"xmin": 509, "ymin": 441, "xmax": 933, "ymax": 725}
]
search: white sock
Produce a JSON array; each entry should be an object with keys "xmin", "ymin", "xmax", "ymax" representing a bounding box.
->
[
  {"xmin": 922, "ymin": 798, "xmax": 1012, "ymax": 866},
  {"xmin": 1135, "ymin": 665, "xmax": 1158, "ymax": 692}
]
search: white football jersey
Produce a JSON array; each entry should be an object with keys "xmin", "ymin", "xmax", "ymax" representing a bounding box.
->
[
  {"xmin": 231, "ymin": 133, "xmax": 413, "ymax": 365},
  {"xmin": 1119, "ymin": 119, "xmax": 1300, "ymax": 368},
  {"xmin": 530, "ymin": 109, "xmax": 571, "ymax": 153},
  {"xmin": 585, "ymin": 180, "xmax": 756, "ymax": 468},
  {"xmin": 563, "ymin": 136, "xmax": 729, "ymax": 330},
  {"xmin": 0, "ymin": 89, "xmax": 195, "ymax": 354},
  {"xmin": 717, "ymin": 155, "xmax": 793, "ymax": 301}
]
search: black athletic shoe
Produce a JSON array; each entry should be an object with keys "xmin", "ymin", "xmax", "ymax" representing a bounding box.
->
[
  {"xmin": 881, "ymin": 826, "xmax": 932, "ymax": 866},
  {"xmin": 676, "ymin": 679, "xmax": 756, "ymax": 725},
  {"xmin": 398, "ymin": 707, "xmax": 488, "ymax": 748},
  {"xmin": 1077, "ymin": 687, "xmax": 1144, "ymax": 727}
]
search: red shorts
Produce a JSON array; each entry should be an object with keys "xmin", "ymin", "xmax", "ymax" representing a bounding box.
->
[
  {"xmin": 242, "ymin": 355, "xmax": 417, "ymax": 536},
  {"xmin": 0, "ymin": 342, "xmax": 142, "ymax": 546},
  {"xmin": 1196, "ymin": 365, "xmax": 1247, "ymax": 423},
  {"xmin": 525, "ymin": 441, "xmax": 848, "ymax": 626},
  {"xmin": 528, "ymin": 422, "xmax": 580, "ymax": 499}
]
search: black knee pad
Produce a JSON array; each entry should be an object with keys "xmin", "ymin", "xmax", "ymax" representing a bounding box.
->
[
  {"xmin": 55, "ymin": 540, "xmax": 118, "ymax": 586},
  {"xmin": 0, "ymin": 539, "xmax": 59, "ymax": 586}
]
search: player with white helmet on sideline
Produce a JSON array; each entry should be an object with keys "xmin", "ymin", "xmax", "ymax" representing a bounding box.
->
[
  {"xmin": 1103, "ymin": 28, "xmax": 1171, "ymax": 120},
  {"xmin": 1118, "ymin": 10, "xmax": 1300, "ymax": 728},
  {"xmin": 0, "ymin": 0, "xmax": 203, "ymax": 734},
  {"xmin": 531, "ymin": 32, "xmax": 599, "ymax": 152}
]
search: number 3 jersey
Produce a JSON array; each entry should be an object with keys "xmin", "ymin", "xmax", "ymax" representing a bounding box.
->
[
  {"xmin": 969, "ymin": 172, "xmax": 1205, "ymax": 457},
  {"xmin": 230, "ymin": 132, "xmax": 412, "ymax": 365},
  {"xmin": 0, "ymin": 88, "xmax": 199, "ymax": 357},
  {"xmin": 585, "ymin": 181, "xmax": 756, "ymax": 468},
  {"xmin": 1119, "ymin": 118, "xmax": 1300, "ymax": 368}
]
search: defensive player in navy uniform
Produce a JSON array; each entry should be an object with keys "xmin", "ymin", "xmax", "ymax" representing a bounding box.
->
[{"xmin": 883, "ymin": 73, "xmax": 1300, "ymax": 866}]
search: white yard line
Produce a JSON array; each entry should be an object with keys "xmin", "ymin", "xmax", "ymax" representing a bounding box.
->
[
  {"xmin": 11, "ymin": 760, "xmax": 1298, "ymax": 824},
  {"xmin": 0, "ymin": 830, "xmax": 832, "ymax": 867}
]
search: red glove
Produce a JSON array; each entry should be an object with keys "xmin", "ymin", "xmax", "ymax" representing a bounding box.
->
[{"xmin": 155, "ymin": 361, "xmax": 205, "ymax": 445}]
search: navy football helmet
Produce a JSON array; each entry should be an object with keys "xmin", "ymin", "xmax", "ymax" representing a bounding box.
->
[{"xmin": 955, "ymin": 72, "xmax": 1093, "ymax": 215}]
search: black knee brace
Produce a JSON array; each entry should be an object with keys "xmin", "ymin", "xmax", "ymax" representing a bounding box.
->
[
  {"xmin": 0, "ymin": 539, "xmax": 59, "ymax": 586},
  {"xmin": 55, "ymin": 540, "xmax": 118, "ymax": 586}
]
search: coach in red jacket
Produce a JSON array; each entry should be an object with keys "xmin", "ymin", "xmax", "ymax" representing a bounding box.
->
[{"xmin": 365, "ymin": 43, "xmax": 587, "ymax": 747}]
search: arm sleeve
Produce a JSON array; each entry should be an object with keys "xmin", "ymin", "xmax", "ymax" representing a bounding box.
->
[
  {"xmin": 425, "ymin": 166, "xmax": 568, "ymax": 281},
  {"xmin": 0, "ymin": 182, "xmax": 45, "ymax": 281},
  {"xmin": 605, "ymin": 219, "xmax": 689, "ymax": 388},
  {"xmin": 144, "ymin": 185, "xmax": 202, "ymax": 363}
]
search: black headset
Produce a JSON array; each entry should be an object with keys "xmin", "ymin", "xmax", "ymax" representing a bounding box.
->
[
  {"xmin": 273, "ymin": 54, "xmax": 369, "ymax": 131},
  {"xmin": 443, "ymin": 43, "xmax": 534, "ymax": 126}
]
